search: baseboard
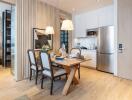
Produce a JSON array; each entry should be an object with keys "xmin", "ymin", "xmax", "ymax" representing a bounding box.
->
[{"xmin": 81, "ymin": 66, "xmax": 96, "ymax": 70}]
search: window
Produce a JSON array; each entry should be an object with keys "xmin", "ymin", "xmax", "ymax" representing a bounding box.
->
[{"xmin": 60, "ymin": 30, "xmax": 68, "ymax": 53}]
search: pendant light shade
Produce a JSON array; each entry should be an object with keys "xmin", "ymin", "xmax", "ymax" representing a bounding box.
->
[
  {"xmin": 45, "ymin": 26, "xmax": 55, "ymax": 34},
  {"xmin": 61, "ymin": 20, "xmax": 74, "ymax": 31}
]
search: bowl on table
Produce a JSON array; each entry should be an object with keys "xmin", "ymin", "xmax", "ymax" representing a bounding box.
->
[{"xmin": 55, "ymin": 56, "xmax": 64, "ymax": 60}]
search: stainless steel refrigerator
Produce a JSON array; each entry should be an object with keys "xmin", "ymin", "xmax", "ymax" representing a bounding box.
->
[{"xmin": 97, "ymin": 26, "xmax": 115, "ymax": 73}]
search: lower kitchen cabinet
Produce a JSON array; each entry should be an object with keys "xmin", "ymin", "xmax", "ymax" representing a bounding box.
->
[{"xmin": 81, "ymin": 50, "xmax": 96, "ymax": 69}]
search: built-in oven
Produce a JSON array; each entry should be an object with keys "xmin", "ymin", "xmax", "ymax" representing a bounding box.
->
[{"xmin": 86, "ymin": 28, "xmax": 98, "ymax": 36}]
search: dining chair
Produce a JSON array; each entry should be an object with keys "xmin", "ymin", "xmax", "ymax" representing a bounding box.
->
[
  {"xmin": 27, "ymin": 49, "xmax": 42, "ymax": 85},
  {"xmin": 70, "ymin": 48, "xmax": 81, "ymax": 79},
  {"xmin": 40, "ymin": 51, "xmax": 67, "ymax": 95}
]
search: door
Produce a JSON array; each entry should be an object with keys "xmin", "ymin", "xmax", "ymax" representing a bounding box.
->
[
  {"xmin": 97, "ymin": 26, "xmax": 114, "ymax": 53},
  {"xmin": 97, "ymin": 53, "xmax": 114, "ymax": 73}
]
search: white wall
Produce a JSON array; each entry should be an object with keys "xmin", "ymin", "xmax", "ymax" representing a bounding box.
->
[
  {"xmin": 115, "ymin": 0, "xmax": 132, "ymax": 80},
  {"xmin": 73, "ymin": 5, "xmax": 114, "ymax": 38}
]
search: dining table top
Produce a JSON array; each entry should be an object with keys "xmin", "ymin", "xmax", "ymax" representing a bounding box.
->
[
  {"xmin": 51, "ymin": 57, "xmax": 90, "ymax": 67},
  {"xmin": 34, "ymin": 49, "xmax": 91, "ymax": 67}
]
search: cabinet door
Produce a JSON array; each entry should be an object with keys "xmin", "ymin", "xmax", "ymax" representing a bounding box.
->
[
  {"xmin": 74, "ymin": 11, "xmax": 98, "ymax": 38},
  {"xmin": 74, "ymin": 15, "xmax": 86, "ymax": 37},
  {"xmin": 98, "ymin": 6, "xmax": 114, "ymax": 27},
  {"xmin": 81, "ymin": 50, "xmax": 96, "ymax": 68},
  {"xmin": 85, "ymin": 11, "xmax": 98, "ymax": 29}
]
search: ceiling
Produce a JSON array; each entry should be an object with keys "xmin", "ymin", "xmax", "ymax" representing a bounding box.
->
[{"xmin": 41, "ymin": 0, "xmax": 113, "ymax": 14}]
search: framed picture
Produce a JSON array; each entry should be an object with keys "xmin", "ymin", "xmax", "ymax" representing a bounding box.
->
[{"xmin": 33, "ymin": 28, "xmax": 53, "ymax": 50}]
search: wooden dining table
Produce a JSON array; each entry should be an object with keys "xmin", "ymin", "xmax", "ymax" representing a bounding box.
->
[
  {"xmin": 34, "ymin": 49, "xmax": 90, "ymax": 95},
  {"xmin": 51, "ymin": 57, "xmax": 90, "ymax": 95}
]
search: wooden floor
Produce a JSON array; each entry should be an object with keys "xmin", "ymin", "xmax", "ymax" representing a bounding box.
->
[{"xmin": 1, "ymin": 66, "xmax": 132, "ymax": 100}]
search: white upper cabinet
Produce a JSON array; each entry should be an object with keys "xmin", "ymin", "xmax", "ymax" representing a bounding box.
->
[
  {"xmin": 73, "ymin": 5, "xmax": 114, "ymax": 38},
  {"xmin": 98, "ymin": 5, "xmax": 114, "ymax": 27},
  {"xmin": 85, "ymin": 11, "xmax": 98, "ymax": 29},
  {"xmin": 74, "ymin": 15, "xmax": 86, "ymax": 37}
]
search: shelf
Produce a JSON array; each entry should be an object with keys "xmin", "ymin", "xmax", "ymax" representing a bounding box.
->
[
  {"xmin": 6, "ymin": 27, "xmax": 11, "ymax": 29},
  {"xmin": 6, "ymin": 60, "xmax": 11, "ymax": 62},
  {"xmin": 6, "ymin": 19, "xmax": 11, "ymax": 21},
  {"xmin": 2, "ymin": 10, "xmax": 12, "ymax": 67}
]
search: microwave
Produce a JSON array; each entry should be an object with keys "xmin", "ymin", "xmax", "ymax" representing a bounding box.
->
[{"xmin": 86, "ymin": 29, "xmax": 97, "ymax": 36}]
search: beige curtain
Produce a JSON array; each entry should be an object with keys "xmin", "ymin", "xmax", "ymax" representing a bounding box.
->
[
  {"xmin": 16, "ymin": 0, "xmax": 37, "ymax": 80},
  {"xmin": 16, "ymin": 0, "xmax": 72, "ymax": 80}
]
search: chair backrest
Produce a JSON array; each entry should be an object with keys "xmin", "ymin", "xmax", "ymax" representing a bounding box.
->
[
  {"xmin": 70, "ymin": 48, "xmax": 81, "ymax": 55},
  {"xmin": 40, "ymin": 51, "xmax": 53, "ymax": 77},
  {"xmin": 27, "ymin": 49, "xmax": 37, "ymax": 66}
]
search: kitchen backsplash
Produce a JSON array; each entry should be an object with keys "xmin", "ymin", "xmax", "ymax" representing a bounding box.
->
[{"xmin": 74, "ymin": 37, "xmax": 97, "ymax": 50}]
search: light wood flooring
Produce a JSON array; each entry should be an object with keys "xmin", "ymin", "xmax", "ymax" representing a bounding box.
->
[{"xmin": 1, "ymin": 66, "xmax": 132, "ymax": 100}]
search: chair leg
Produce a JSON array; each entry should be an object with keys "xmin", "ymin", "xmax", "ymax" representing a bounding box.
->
[
  {"xmin": 35, "ymin": 71, "xmax": 38, "ymax": 85},
  {"xmin": 30, "ymin": 69, "xmax": 32, "ymax": 80},
  {"xmin": 41, "ymin": 75, "xmax": 44, "ymax": 89},
  {"xmin": 78, "ymin": 65, "xmax": 80, "ymax": 79},
  {"xmin": 50, "ymin": 79, "xmax": 53, "ymax": 95},
  {"xmin": 59, "ymin": 76, "xmax": 61, "ymax": 80},
  {"xmin": 66, "ymin": 74, "xmax": 68, "ymax": 80}
]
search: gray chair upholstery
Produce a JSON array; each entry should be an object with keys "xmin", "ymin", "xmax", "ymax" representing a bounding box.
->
[{"xmin": 40, "ymin": 51, "xmax": 67, "ymax": 95}]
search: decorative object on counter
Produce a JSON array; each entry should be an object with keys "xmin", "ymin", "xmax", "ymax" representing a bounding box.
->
[
  {"xmin": 42, "ymin": 44, "xmax": 50, "ymax": 51},
  {"xmin": 59, "ymin": 44, "xmax": 67, "ymax": 57},
  {"xmin": 33, "ymin": 28, "xmax": 53, "ymax": 50},
  {"xmin": 50, "ymin": 52, "xmax": 55, "ymax": 58},
  {"xmin": 76, "ymin": 42, "xmax": 80, "ymax": 48}
]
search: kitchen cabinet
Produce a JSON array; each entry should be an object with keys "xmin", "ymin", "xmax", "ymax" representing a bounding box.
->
[
  {"xmin": 74, "ymin": 15, "xmax": 86, "ymax": 37},
  {"xmin": 81, "ymin": 50, "xmax": 96, "ymax": 69},
  {"xmin": 98, "ymin": 6, "xmax": 114, "ymax": 27},
  {"xmin": 73, "ymin": 5, "xmax": 114, "ymax": 38},
  {"xmin": 74, "ymin": 10, "xmax": 98, "ymax": 38}
]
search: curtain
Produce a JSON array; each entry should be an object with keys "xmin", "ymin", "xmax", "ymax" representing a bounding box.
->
[
  {"xmin": 16, "ymin": 0, "xmax": 72, "ymax": 80},
  {"xmin": 16, "ymin": 0, "xmax": 37, "ymax": 80}
]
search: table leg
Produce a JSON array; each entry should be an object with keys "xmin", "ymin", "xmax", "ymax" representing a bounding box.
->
[{"xmin": 62, "ymin": 65, "xmax": 79, "ymax": 95}]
